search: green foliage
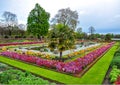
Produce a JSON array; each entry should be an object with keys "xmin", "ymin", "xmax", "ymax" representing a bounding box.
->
[
  {"xmin": 27, "ymin": 3, "xmax": 50, "ymax": 38},
  {"xmin": 105, "ymin": 33, "xmax": 112, "ymax": 41},
  {"xmin": 114, "ymin": 47, "xmax": 120, "ymax": 56},
  {"xmin": 76, "ymin": 28, "xmax": 87, "ymax": 39},
  {"xmin": 48, "ymin": 24, "xmax": 75, "ymax": 60},
  {"xmin": 111, "ymin": 47, "xmax": 120, "ymax": 68},
  {"xmin": 114, "ymin": 53, "xmax": 120, "ymax": 56},
  {"xmin": 0, "ymin": 69, "xmax": 53, "ymax": 84},
  {"xmin": 111, "ymin": 56, "xmax": 120, "ymax": 68},
  {"xmin": 0, "ymin": 63, "xmax": 12, "ymax": 71},
  {"xmin": 109, "ymin": 65, "xmax": 120, "ymax": 83}
]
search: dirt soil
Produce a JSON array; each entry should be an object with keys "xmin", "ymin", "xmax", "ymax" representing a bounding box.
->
[{"xmin": 102, "ymin": 67, "xmax": 112, "ymax": 84}]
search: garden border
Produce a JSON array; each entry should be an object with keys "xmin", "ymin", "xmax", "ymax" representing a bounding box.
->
[{"xmin": 0, "ymin": 43, "xmax": 117, "ymax": 84}]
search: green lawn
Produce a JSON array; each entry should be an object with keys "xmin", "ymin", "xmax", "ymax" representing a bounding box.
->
[
  {"xmin": 78, "ymin": 43, "xmax": 118, "ymax": 84},
  {"xmin": 0, "ymin": 56, "xmax": 79, "ymax": 84},
  {"xmin": 0, "ymin": 43, "xmax": 117, "ymax": 84}
]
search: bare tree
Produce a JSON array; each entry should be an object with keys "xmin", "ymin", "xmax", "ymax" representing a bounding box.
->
[
  {"xmin": 89, "ymin": 26, "xmax": 95, "ymax": 40},
  {"xmin": 2, "ymin": 11, "xmax": 18, "ymax": 36},
  {"xmin": 51, "ymin": 8, "xmax": 79, "ymax": 31},
  {"xmin": 89, "ymin": 26, "xmax": 95, "ymax": 34},
  {"xmin": 18, "ymin": 24, "xmax": 26, "ymax": 30}
]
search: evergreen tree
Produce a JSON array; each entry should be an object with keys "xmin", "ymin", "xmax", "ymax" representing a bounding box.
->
[{"xmin": 27, "ymin": 3, "xmax": 50, "ymax": 39}]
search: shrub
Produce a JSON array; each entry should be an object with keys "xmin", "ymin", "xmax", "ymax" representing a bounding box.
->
[
  {"xmin": 14, "ymin": 36, "xmax": 19, "ymax": 38},
  {"xmin": 23, "ymin": 36, "xmax": 26, "ymax": 38},
  {"xmin": 4, "ymin": 35, "xmax": 9, "ymax": 38},
  {"xmin": 0, "ymin": 63, "xmax": 12, "ymax": 71},
  {"xmin": 114, "ymin": 52, "xmax": 120, "ymax": 56},
  {"xmin": 111, "ymin": 56, "xmax": 120, "ymax": 68},
  {"xmin": 0, "ymin": 69, "xmax": 55, "ymax": 84},
  {"xmin": 114, "ymin": 48, "xmax": 120, "ymax": 56},
  {"xmin": 109, "ymin": 65, "xmax": 120, "ymax": 83},
  {"xmin": 44, "ymin": 48, "xmax": 48, "ymax": 52},
  {"xmin": 30, "ymin": 36, "xmax": 33, "ymax": 38}
]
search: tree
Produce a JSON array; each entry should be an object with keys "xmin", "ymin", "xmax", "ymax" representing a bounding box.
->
[
  {"xmin": 0, "ymin": 26, "xmax": 5, "ymax": 36},
  {"xmin": 18, "ymin": 24, "xmax": 26, "ymax": 30},
  {"xmin": 51, "ymin": 8, "xmax": 79, "ymax": 31},
  {"xmin": 2, "ymin": 11, "xmax": 18, "ymax": 36},
  {"xmin": 2, "ymin": 11, "xmax": 18, "ymax": 26},
  {"xmin": 27, "ymin": 3, "xmax": 50, "ymax": 39},
  {"xmin": 105, "ymin": 33, "xmax": 111, "ymax": 41},
  {"xmin": 48, "ymin": 24, "xmax": 75, "ymax": 61},
  {"xmin": 76, "ymin": 27, "xmax": 82, "ymax": 39},
  {"xmin": 77, "ymin": 27, "xmax": 82, "ymax": 34},
  {"xmin": 114, "ymin": 34, "xmax": 120, "ymax": 38},
  {"xmin": 100, "ymin": 34, "xmax": 105, "ymax": 41},
  {"xmin": 89, "ymin": 26, "xmax": 95, "ymax": 40},
  {"xmin": 89, "ymin": 26, "xmax": 95, "ymax": 34},
  {"xmin": 82, "ymin": 32, "xmax": 88, "ymax": 40}
]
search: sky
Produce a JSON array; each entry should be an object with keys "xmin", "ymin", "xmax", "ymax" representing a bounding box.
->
[{"xmin": 0, "ymin": 0, "xmax": 120, "ymax": 34}]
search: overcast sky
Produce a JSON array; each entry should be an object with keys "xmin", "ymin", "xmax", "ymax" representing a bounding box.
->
[{"xmin": 0, "ymin": 0, "xmax": 120, "ymax": 34}]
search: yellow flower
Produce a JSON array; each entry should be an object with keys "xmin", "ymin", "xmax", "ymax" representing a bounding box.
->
[
  {"xmin": 2, "ymin": 47, "xmax": 7, "ymax": 51},
  {"xmin": 25, "ymin": 50, "xmax": 33, "ymax": 55}
]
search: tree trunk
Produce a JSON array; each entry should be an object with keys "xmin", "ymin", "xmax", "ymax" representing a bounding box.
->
[
  {"xmin": 40, "ymin": 36, "xmax": 42, "ymax": 41},
  {"xmin": 37, "ymin": 34, "xmax": 40, "ymax": 39},
  {"xmin": 37, "ymin": 34, "xmax": 43, "ymax": 41},
  {"xmin": 59, "ymin": 51, "xmax": 62, "ymax": 61},
  {"xmin": 9, "ymin": 29, "xmax": 12, "ymax": 37}
]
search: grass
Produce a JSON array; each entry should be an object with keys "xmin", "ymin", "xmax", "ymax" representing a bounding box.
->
[
  {"xmin": 0, "ymin": 43, "xmax": 117, "ymax": 84},
  {"xmin": 78, "ymin": 43, "xmax": 118, "ymax": 84},
  {"xmin": 0, "ymin": 56, "xmax": 79, "ymax": 84}
]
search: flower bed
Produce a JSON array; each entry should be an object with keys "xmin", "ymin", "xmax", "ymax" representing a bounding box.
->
[
  {"xmin": 109, "ymin": 65, "xmax": 120, "ymax": 84},
  {"xmin": 1, "ymin": 42, "xmax": 114, "ymax": 75},
  {"xmin": 115, "ymin": 76, "xmax": 120, "ymax": 85},
  {"xmin": 67, "ymin": 45, "xmax": 100, "ymax": 58},
  {"xmin": 13, "ymin": 43, "xmax": 101, "ymax": 61},
  {"xmin": 0, "ymin": 41, "xmax": 43, "ymax": 46}
]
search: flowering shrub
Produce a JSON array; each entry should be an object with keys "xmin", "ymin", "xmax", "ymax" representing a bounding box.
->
[
  {"xmin": 1, "ymin": 42, "xmax": 114, "ymax": 74},
  {"xmin": 0, "ymin": 41, "xmax": 43, "ymax": 46}
]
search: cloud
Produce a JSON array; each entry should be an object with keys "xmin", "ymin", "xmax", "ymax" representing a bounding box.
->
[
  {"xmin": 114, "ymin": 14, "xmax": 120, "ymax": 18},
  {"xmin": 0, "ymin": 0, "xmax": 120, "ymax": 33},
  {"xmin": 79, "ymin": 10, "xmax": 87, "ymax": 15}
]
